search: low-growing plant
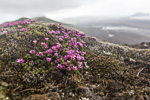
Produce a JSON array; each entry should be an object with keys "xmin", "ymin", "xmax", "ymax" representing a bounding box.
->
[{"xmin": 1, "ymin": 19, "xmax": 87, "ymax": 75}]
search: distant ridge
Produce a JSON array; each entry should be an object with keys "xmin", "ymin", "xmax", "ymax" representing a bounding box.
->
[
  {"xmin": 2, "ymin": 16, "xmax": 72, "ymax": 27},
  {"xmin": 130, "ymin": 12, "xmax": 150, "ymax": 17},
  {"xmin": 34, "ymin": 16, "xmax": 59, "ymax": 23}
]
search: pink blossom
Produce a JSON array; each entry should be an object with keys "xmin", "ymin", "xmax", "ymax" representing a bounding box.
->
[
  {"xmin": 20, "ymin": 28, "xmax": 24, "ymax": 31},
  {"xmin": 56, "ymin": 43, "xmax": 62, "ymax": 48},
  {"xmin": 59, "ymin": 38, "xmax": 63, "ymax": 41},
  {"xmin": 77, "ymin": 42, "xmax": 83, "ymax": 48},
  {"xmin": 59, "ymin": 48, "xmax": 63, "ymax": 51},
  {"xmin": 78, "ymin": 66, "xmax": 82, "ymax": 68},
  {"xmin": 56, "ymin": 30, "xmax": 60, "ymax": 34},
  {"xmin": 45, "ymin": 38, "xmax": 49, "ymax": 41},
  {"xmin": 70, "ymin": 64, "xmax": 73, "ymax": 66},
  {"xmin": 17, "ymin": 25, "xmax": 22, "ymax": 28},
  {"xmin": 30, "ymin": 50, "xmax": 35, "ymax": 54},
  {"xmin": 54, "ymin": 53, "xmax": 58, "ymax": 56},
  {"xmin": 81, "ymin": 41, "xmax": 85, "ymax": 44},
  {"xmin": 77, "ymin": 55, "xmax": 81, "ymax": 60},
  {"xmin": 25, "ymin": 28, "xmax": 28, "ymax": 31},
  {"xmin": 45, "ymin": 44, "xmax": 49, "ymax": 48},
  {"xmin": 46, "ymin": 58, "xmax": 51, "ymax": 62},
  {"xmin": 78, "ymin": 61, "xmax": 82, "ymax": 66},
  {"xmin": 17, "ymin": 58, "xmax": 24, "ymax": 63},
  {"xmin": 62, "ymin": 65, "xmax": 65, "ymax": 69},
  {"xmin": 67, "ymin": 60, "xmax": 70, "ymax": 63},
  {"xmin": 37, "ymin": 52, "xmax": 43, "ymax": 57},
  {"xmin": 81, "ymin": 57, "xmax": 85, "ymax": 60},
  {"xmin": 46, "ymin": 49, "xmax": 53, "ymax": 54},
  {"xmin": 81, "ymin": 52, "xmax": 86, "ymax": 56},
  {"xmin": 41, "ymin": 42, "xmax": 46, "ymax": 46},
  {"xmin": 73, "ymin": 66, "xmax": 77, "ymax": 71},
  {"xmin": 52, "ymin": 46, "xmax": 56, "ymax": 50},
  {"xmin": 57, "ymin": 64, "xmax": 62, "ymax": 68},
  {"xmin": 67, "ymin": 67, "xmax": 71, "ymax": 71},
  {"xmin": 55, "ymin": 59, "xmax": 60, "ymax": 63},
  {"xmin": 30, "ymin": 19, "xmax": 35, "ymax": 22},
  {"xmin": 49, "ymin": 31, "xmax": 52, "ymax": 34},
  {"xmin": 33, "ymin": 40, "xmax": 37, "ymax": 44},
  {"xmin": 27, "ymin": 22, "xmax": 31, "ymax": 24},
  {"xmin": 2, "ymin": 31, "xmax": 7, "ymax": 34},
  {"xmin": 54, "ymin": 49, "xmax": 58, "ymax": 52}
]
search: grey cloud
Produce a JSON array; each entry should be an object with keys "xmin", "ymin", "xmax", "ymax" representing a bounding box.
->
[
  {"xmin": 0, "ymin": 0, "xmax": 95, "ymax": 23},
  {"xmin": 0, "ymin": 0, "xmax": 89, "ymax": 16}
]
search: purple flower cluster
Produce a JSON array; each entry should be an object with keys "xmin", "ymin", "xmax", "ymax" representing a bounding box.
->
[
  {"xmin": 17, "ymin": 58, "xmax": 24, "ymax": 64},
  {"xmin": 2, "ymin": 19, "xmax": 35, "ymax": 28},
  {"xmin": 17, "ymin": 21, "xmax": 86, "ymax": 72},
  {"xmin": 2, "ymin": 31, "xmax": 7, "ymax": 35}
]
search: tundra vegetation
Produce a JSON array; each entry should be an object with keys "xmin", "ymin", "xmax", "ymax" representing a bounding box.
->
[{"xmin": 0, "ymin": 19, "xmax": 150, "ymax": 100}]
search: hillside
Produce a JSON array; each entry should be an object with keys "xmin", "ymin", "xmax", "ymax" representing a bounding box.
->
[
  {"xmin": 65, "ymin": 14, "xmax": 150, "ymax": 45},
  {"xmin": 0, "ymin": 19, "xmax": 150, "ymax": 100}
]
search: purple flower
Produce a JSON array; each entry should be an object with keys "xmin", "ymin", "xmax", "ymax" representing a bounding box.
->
[
  {"xmin": 77, "ymin": 42, "xmax": 83, "ymax": 48},
  {"xmin": 41, "ymin": 42, "xmax": 46, "ymax": 46},
  {"xmin": 78, "ymin": 61, "xmax": 82, "ymax": 66},
  {"xmin": 56, "ymin": 43, "xmax": 62, "ymax": 48},
  {"xmin": 17, "ymin": 25, "xmax": 22, "ymax": 28},
  {"xmin": 20, "ymin": 28, "xmax": 24, "ymax": 31},
  {"xmin": 81, "ymin": 40, "xmax": 85, "ymax": 44},
  {"xmin": 46, "ymin": 49, "xmax": 53, "ymax": 54},
  {"xmin": 67, "ymin": 60, "xmax": 70, "ymax": 63},
  {"xmin": 30, "ymin": 19, "xmax": 35, "ymax": 22},
  {"xmin": 57, "ymin": 64, "xmax": 62, "ymax": 68},
  {"xmin": 67, "ymin": 67, "xmax": 71, "ymax": 71},
  {"xmin": 30, "ymin": 50, "xmax": 35, "ymax": 54},
  {"xmin": 59, "ymin": 38, "xmax": 63, "ymax": 41},
  {"xmin": 62, "ymin": 65, "xmax": 65, "ymax": 69},
  {"xmin": 55, "ymin": 59, "xmax": 60, "ymax": 63},
  {"xmin": 3, "ymin": 31, "xmax": 7, "ymax": 34},
  {"xmin": 33, "ymin": 40, "xmax": 37, "ymax": 44},
  {"xmin": 81, "ymin": 57, "xmax": 85, "ymax": 60},
  {"xmin": 54, "ymin": 53, "xmax": 58, "ymax": 56},
  {"xmin": 45, "ymin": 38, "xmax": 49, "ymax": 41},
  {"xmin": 37, "ymin": 52, "xmax": 43, "ymax": 57},
  {"xmin": 54, "ymin": 49, "xmax": 58, "ymax": 52},
  {"xmin": 52, "ymin": 46, "xmax": 56, "ymax": 50},
  {"xmin": 59, "ymin": 48, "xmax": 63, "ymax": 51},
  {"xmin": 56, "ymin": 30, "xmax": 60, "ymax": 34},
  {"xmin": 46, "ymin": 57, "xmax": 51, "ymax": 62},
  {"xmin": 17, "ymin": 58, "xmax": 24, "ymax": 63},
  {"xmin": 78, "ymin": 66, "xmax": 82, "ymax": 68},
  {"xmin": 70, "ymin": 64, "xmax": 73, "ymax": 66},
  {"xmin": 27, "ymin": 22, "xmax": 31, "ymax": 24},
  {"xmin": 77, "ymin": 55, "xmax": 81, "ymax": 60},
  {"xmin": 81, "ymin": 52, "xmax": 86, "ymax": 56},
  {"xmin": 45, "ymin": 44, "xmax": 49, "ymax": 48},
  {"xmin": 73, "ymin": 66, "xmax": 77, "ymax": 71},
  {"xmin": 49, "ymin": 31, "xmax": 52, "ymax": 34},
  {"xmin": 71, "ymin": 55, "xmax": 76, "ymax": 60}
]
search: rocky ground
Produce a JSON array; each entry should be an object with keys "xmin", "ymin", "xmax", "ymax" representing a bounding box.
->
[
  {"xmin": 125, "ymin": 42, "xmax": 150, "ymax": 49},
  {"xmin": 0, "ymin": 22, "xmax": 150, "ymax": 100}
]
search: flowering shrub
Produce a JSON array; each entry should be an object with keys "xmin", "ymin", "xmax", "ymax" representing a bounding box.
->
[{"xmin": 2, "ymin": 19, "xmax": 87, "ymax": 74}]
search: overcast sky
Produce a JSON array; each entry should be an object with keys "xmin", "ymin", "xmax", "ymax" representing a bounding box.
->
[{"xmin": 0, "ymin": 0, "xmax": 150, "ymax": 23}]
